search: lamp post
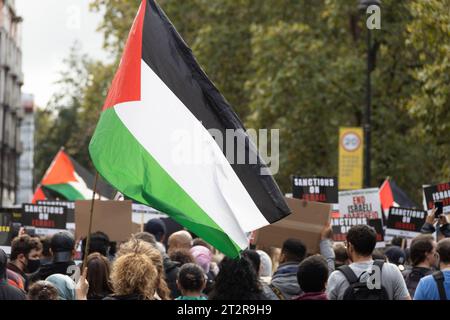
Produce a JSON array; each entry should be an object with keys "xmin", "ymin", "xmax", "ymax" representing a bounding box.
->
[{"xmin": 358, "ymin": 0, "xmax": 380, "ymax": 188}]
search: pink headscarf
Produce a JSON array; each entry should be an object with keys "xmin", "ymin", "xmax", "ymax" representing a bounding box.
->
[{"xmin": 190, "ymin": 245, "xmax": 212, "ymax": 274}]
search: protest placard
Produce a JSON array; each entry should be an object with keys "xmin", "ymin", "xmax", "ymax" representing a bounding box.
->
[
  {"xmin": 21, "ymin": 204, "xmax": 68, "ymax": 236},
  {"xmin": 385, "ymin": 207, "xmax": 427, "ymax": 239},
  {"xmin": 332, "ymin": 216, "xmax": 384, "ymax": 243},
  {"xmin": 254, "ymin": 197, "xmax": 331, "ymax": 254},
  {"xmin": 0, "ymin": 211, "xmax": 12, "ymax": 253},
  {"xmin": 75, "ymin": 200, "xmax": 132, "ymax": 243},
  {"xmin": 339, "ymin": 188, "xmax": 382, "ymax": 220},
  {"xmin": 423, "ymin": 182, "xmax": 450, "ymax": 214},
  {"xmin": 292, "ymin": 176, "xmax": 338, "ymax": 203}
]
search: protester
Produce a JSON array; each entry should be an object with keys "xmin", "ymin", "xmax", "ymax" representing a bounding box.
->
[
  {"xmin": 81, "ymin": 231, "xmax": 111, "ymax": 260},
  {"xmin": 167, "ymin": 230, "xmax": 192, "ymax": 255},
  {"xmin": 27, "ymin": 281, "xmax": 59, "ymax": 300},
  {"xmin": 0, "ymin": 249, "xmax": 26, "ymax": 300},
  {"xmin": 391, "ymin": 236, "xmax": 408, "ymax": 249},
  {"xmin": 144, "ymin": 218, "xmax": 167, "ymax": 253},
  {"xmin": 208, "ymin": 256, "xmax": 264, "ymax": 300},
  {"xmin": 84, "ymin": 253, "xmax": 113, "ymax": 300},
  {"xmin": 243, "ymin": 250, "xmax": 277, "ymax": 300},
  {"xmin": 169, "ymin": 249, "xmax": 195, "ymax": 266},
  {"xmin": 294, "ymin": 255, "xmax": 329, "ymax": 300},
  {"xmin": 270, "ymin": 239, "xmax": 307, "ymax": 299},
  {"xmin": 134, "ymin": 231, "xmax": 157, "ymax": 247},
  {"xmin": 385, "ymin": 246, "xmax": 407, "ymax": 270},
  {"xmin": 106, "ymin": 251, "xmax": 158, "ymax": 300},
  {"xmin": 257, "ymin": 250, "xmax": 273, "ymax": 284},
  {"xmin": 327, "ymin": 225, "xmax": 411, "ymax": 300},
  {"xmin": 190, "ymin": 245, "xmax": 215, "ymax": 294},
  {"xmin": 176, "ymin": 263, "xmax": 207, "ymax": 300},
  {"xmin": 45, "ymin": 274, "xmax": 76, "ymax": 300},
  {"xmin": 414, "ymin": 238, "xmax": 450, "ymax": 300},
  {"xmin": 39, "ymin": 236, "xmax": 53, "ymax": 266},
  {"xmin": 372, "ymin": 249, "xmax": 387, "ymax": 262},
  {"xmin": 402, "ymin": 234, "xmax": 436, "ymax": 297},
  {"xmin": 32, "ymin": 231, "xmax": 76, "ymax": 281},
  {"xmin": 117, "ymin": 238, "xmax": 171, "ymax": 300},
  {"xmin": 421, "ymin": 209, "xmax": 450, "ymax": 238},
  {"xmin": 131, "ymin": 232, "xmax": 179, "ymax": 298},
  {"xmin": 7, "ymin": 234, "xmax": 42, "ymax": 290},
  {"xmin": 333, "ymin": 243, "xmax": 350, "ymax": 269}
]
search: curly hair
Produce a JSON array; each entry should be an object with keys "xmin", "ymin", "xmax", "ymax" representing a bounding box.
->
[
  {"xmin": 177, "ymin": 263, "xmax": 205, "ymax": 293},
  {"xmin": 10, "ymin": 235, "xmax": 42, "ymax": 260},
  {"xmin": 208, "ymin": 256, "xmax": 263, "ymax": 300},
  {"xmin": 117, "ymin": 238, "xmax": 171, "ymax": 300},
  {"xmin": 28, "ymin": 281, "xmax": 59, "ymax": 300},
  {"xmin": 169, "ymin": 248, "xmax": 195, "ymax": 266},
  {"xmin": 111, "ymin": 252, "xmax": 158, "ymax": 300}
]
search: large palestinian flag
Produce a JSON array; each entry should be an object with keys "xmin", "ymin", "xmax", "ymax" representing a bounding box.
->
[
  {"xmin": 89, "ymin": 0, "xmax": 290, "ymax": 257},
  {"xmin": 32, "ymin": 149, "xmax": 114, "ymax": 203}
]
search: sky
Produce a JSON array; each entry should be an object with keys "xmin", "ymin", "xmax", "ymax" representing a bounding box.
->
[{"xmin": 16, "ymin": 0, "xmax": 108, "ymax": 107}]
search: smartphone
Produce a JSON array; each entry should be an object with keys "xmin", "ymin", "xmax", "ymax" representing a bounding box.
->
[{"xmin": 434, "ymin": 201, "xmax": 443, "ymax": 218}]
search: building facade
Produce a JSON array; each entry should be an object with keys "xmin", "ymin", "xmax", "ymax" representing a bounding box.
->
[
  {"xmin": 0, "ymin": 0, "xmax": 23, "ymax": 206},
  {"xmin": 16, "ymin": 93, "xmax": 33, "ymax": 204}
]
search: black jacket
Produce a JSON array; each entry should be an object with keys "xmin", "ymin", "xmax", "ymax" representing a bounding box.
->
[
  {"xmin": 0, "ymin": 282, "xmax": 26, "ymax": 300},
  {"xmin": 421, "ymin": 223, "xmax": 450, "ymax": 238},
  {"xmin": 163, "ymin": 255, "xmax": 180, "ymax": 299},
  {"xmin": 30, "ymin": 261, "xmax": 76, "ymax": 282},
  {"xmin": 402, "ymin": 266, "xmax": 433, "ymax": 297}
]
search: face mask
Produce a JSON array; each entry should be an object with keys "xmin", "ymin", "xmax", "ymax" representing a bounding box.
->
[{"xmin": 26, "ymin": 258, "xmax": 41, "ymax": 273}]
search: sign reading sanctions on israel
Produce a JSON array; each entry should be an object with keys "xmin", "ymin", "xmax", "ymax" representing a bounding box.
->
[
  {"xmin": 21, "ymin": 204, "xmax": 67, "ymax": 236},
  {"xmin": 332, "ymin": 217, "xmax": 384, "ymax": 242},
  {"xmin": 292, "ymin": 176, "xmax": 338, "ymax": 203},
  {"xmin": 385, "ymin": 207, "xmax": 427, "ymax": 239}
]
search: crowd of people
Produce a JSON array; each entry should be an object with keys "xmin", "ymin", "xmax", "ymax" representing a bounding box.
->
[{"xmin": 0, "ymin": 209, "xmax": 449, "ymax": 300}]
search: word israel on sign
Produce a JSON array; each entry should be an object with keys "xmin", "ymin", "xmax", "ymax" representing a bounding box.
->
[
  {"xmin": 423, "ymin": 182, "xmax": 450, "ymax": 214},
  {"xmin": 21, "ymin": 204, "xmax": 68, "ymax": 236},
  {"xmin": 386, "ymin": 207, "xmax": 427, "ymax": 239},
  {"xmin": 338, "ymin": 188, "xmax": 382, "ymax": 220}
]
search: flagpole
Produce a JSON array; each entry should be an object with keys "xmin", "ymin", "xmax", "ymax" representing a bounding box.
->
[{"xmin": 83, "ymin": 172, "xmax": 99, "ymax": 268}]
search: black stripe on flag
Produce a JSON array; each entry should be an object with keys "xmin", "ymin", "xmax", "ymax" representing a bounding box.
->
[{"xmin": 140, "ymin": 0, "xmax": 290, "ymax": 223}]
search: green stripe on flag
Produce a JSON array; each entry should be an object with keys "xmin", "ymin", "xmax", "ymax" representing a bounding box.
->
[
  {"xmin": 44, "ymin": 183, "xmax": 86, "ymax": 201},
  {"xmin": 89, "ymin": 108, "xmax": 242, "ymax": 258}
]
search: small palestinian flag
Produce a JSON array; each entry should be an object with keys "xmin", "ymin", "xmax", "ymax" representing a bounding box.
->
[
  {"xmin": 89, "ymin": 0, "xmax": 290, "ymax": 257},
  {"xmin": 32, "ymin": 148, "xmax": 114, "ymax": 203},
  {"xmin": 380, "ymin": 178, "xmax": 416, "ymax": 213}
]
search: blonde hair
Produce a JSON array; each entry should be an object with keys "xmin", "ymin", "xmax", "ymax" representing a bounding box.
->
[
  {"xmin": 111, "ymin": 252, "xmax": 157, "ymax": 300},
  {"xmin": 117, "ymin": 238, "xmax": 171, "ymax": 300}
]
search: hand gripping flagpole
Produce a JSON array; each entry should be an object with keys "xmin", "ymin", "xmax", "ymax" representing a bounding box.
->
[{"xmin": 83, "ymin": 172, "xmax": 99, "ymax": 269}]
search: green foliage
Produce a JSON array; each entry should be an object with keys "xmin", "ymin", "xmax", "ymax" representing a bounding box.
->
[{"xmin": 35, "ymin": 0, "xmax": 450, "ymax": 204}]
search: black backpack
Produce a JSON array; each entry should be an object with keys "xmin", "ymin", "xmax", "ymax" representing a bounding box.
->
[
  {"xmin": 432, "ymin": 271, "xmax": 448, "ymax": 300},
  {"xmin": 338, "ymin": 260, "xmax": 390, "ymax": 300},
  {"xmin": 403, "ymin": 267, "xmax": 432, "ymax": 297}
]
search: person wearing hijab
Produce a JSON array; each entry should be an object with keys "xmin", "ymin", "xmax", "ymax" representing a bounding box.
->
[
  {"xmin": 46, "ymin": 274, "xmax": 76, "ymax": 300},
  {"xmin": 190, "ymin": 245, "xmax": 214, "ymax": 294},
  {"xmin": 257, "ymin": 250, "xmax": 273, "ymax": 284}
]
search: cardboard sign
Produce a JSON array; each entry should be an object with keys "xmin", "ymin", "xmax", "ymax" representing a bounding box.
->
[
  {"xmin": 21, "ymin": 204, "xmax": 68, "ymax": 236},
  {"xmin": 332, "ymin": 217, "xmax": 384, "ymax": 243},
  {"xmin": 0, "ymin": 211, "xmax": 12, "ymax": 247},
  {"xmin": 423, "ymin": 182, "xmax": 450, "ymax": 214},
  {"xmin": 292, "ymin": 176, "xmax": 338, "ymax": 203},
  {"xmin": 385, "ymin": 207, "xmax": 427, "ymax": 239},
  {"xmin": 339, "ymin": 188, "xmax": 382, "ymax": 220},
  {"xmin": 75, "ymin": 200, "xmax": 132, "ymax": 243},
  {"xmin": 339, "ymin": 127, "xmax": 363, "ymax": 190},
  {"xmin": 254, "ymin": 197, "xmax": 331, "ymax": 254}
]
